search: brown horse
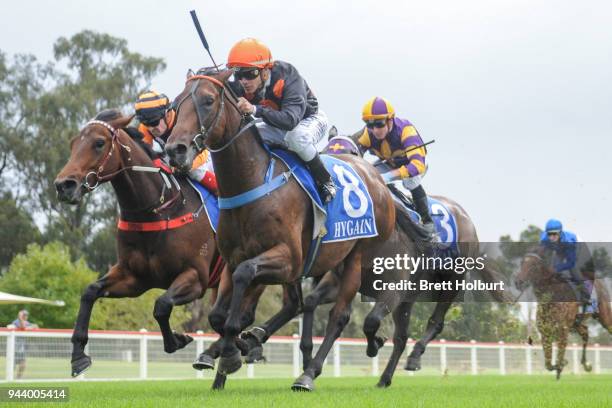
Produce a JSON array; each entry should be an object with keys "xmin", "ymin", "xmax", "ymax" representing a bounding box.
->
[
  {"xmin": 165, "ymin": 69, "xmax": 395, "ymax": 391},
  {"xmin": 239, "ymin": 133, "xmax": 510, "ymax": 387},
  {"xmin": 54, "ymin": 111, "xmax": 223, "ymax": 377},
  {"xmin": 515, "ymin": 247, "xmax": 612, "ymax": 379}
]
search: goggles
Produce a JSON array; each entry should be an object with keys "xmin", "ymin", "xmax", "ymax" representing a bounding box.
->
[{"xmin": 234, "ymin": 68, "xmax": 261, "ymax": 80}]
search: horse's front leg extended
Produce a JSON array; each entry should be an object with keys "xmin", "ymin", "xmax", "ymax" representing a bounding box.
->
[
  {"xmin": 71, "ymin": 265, "xmax": 144, "ymax": 377},
  {"xmin": 217, "ymin": 245, "xmax": 292, "ymax": 375}
]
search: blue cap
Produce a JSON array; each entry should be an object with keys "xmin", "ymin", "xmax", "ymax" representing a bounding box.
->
[{"xmin": 545, "ymin": 219, "xmax": 563, "ymax": 233}]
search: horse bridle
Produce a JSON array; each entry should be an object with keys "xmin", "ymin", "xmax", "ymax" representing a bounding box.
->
[
  {"xmin": 81, "ymin": 120, "xmax": 182, "ymax": 214},
  {"xmin": 171, "ymin": 74, "xmax": 259, "ymax": 154},
  {"xmin": 82, "ymin": 120, "xmax": 132, "ymax": 191}
]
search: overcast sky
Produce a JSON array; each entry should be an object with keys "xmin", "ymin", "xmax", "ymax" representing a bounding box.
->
[{"xmin": 3, "ymin": 0, "xmax": 611, "ymax": 241}]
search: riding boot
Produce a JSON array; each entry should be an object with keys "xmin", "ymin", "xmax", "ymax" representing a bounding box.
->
[
  {"xmin": 411, "ymin": 185, "xmax": 437, "ymax": 243},
  {"xmin": 306, "ymin": 153, "xmax": 337, "ymax": 203}
]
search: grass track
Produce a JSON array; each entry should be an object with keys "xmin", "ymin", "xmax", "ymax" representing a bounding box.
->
[{"xmin": 5, "ymin": 374, "xmax": 611, "ymax": 407}]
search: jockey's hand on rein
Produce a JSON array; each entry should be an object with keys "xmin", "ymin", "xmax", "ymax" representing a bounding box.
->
[{"xmin": 237, "ymin": 97, "xmax": 255, "ymax": 115}]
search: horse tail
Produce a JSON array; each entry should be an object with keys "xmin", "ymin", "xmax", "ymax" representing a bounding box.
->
[{"xmin": 394, "ymin": 202, "xmax": 430, "ymax": 254}]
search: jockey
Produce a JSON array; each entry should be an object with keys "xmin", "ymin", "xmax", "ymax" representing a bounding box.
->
[
  {"xmin": 225, "ymin": 38, "xmax": 336, "ymax": 203},
  {"xmin": 134, "ymin": 91, "xmax": 218, "ymax": 194},
  {"xmin": 356, "ymin": 97, "xmax": 436, "ymax": 241},
  {"xmin": 539, "ymin": 219, "xmax": 591, "ymax": 309}
]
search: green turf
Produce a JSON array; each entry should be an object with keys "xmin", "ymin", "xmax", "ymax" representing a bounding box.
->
[{"xmin": 3, "ymin": 374, "xmax": 611, "ymax": 408}]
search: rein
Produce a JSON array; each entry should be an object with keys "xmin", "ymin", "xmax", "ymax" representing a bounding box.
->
[
  {"xmin": 172, "ymin": 74, "xmax": 258, "ymax": 153},
  {"xmin": 82, "ymin": 120, "xmax": 199, "ymax": 229},
  {"xmin": 173, "ymin": 74, "xmax": 295, "ymax": 210}
]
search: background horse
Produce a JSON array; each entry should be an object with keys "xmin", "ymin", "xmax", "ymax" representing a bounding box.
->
[
  {"xmin": 515, "ymin": 246, "xmax": 612, "ymax": 379},
  {"xmin": 54, "ymin": 111, "xmax": 223, "ymax": 377},
  {"xmin": 165, "ymin": 69, "xmax": 395, "ymax": 391}
]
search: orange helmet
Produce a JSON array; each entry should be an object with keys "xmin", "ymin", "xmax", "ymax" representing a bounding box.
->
[{"xmin": 227, "ymin": 38, "xmax": 273, "ymax": 69}]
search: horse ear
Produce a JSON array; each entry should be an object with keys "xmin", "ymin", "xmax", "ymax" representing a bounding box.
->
[
  {"xmin": 186, "ymin": 69, "xmax": 195, "ymax": 79},
  {"xmin": 329, "ymin": 125, "xmax": 338, "ymax": 139},
  {"xmin": 218, "ymin": 69, "xmax": 233, "ymax": 83},
  {"xmin": 110, "ymin": 114, "xmax": 135, "ymax": 130}
]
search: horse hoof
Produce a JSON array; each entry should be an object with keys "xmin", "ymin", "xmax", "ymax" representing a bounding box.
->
[
  {"xmin": 405, "ymin": 356, "xmax": 421, "ymax": 371},
  {"xmin": 193, "ymin": 353, "xmax": 215, "ymax": 371},
  {"xmin": 218, "ymin": 351, "xmax": 242, "ymax": 375},
  {"xmin": 376, "ymin": 378, "xmax": 392, "ymax": 388},
  {"xmin": 583, "ymin": 362, "xmax": 593, "ymax": 372},
  {"xmin": 71, "ymin": 355, "xmax": 92, "ymax": 377},
  {"xmin": 236, "ymin": 337, "xmax": 251, "ymax": 356},
  {"xmin": 556, "ymin": 370, "xmax": 562, "ymax": 380},
  {"xmin": 367, "ymin": 336, "xmax": 387, "ymax": 358},
  {"xmin": 175, "ymin": 333, "xmax": 193, "ymax": 349},
  {"xmin": 291, "ymin": 374, "xmax": 314, "ymax": 392},
  {"xmin": 245, "ymin": 345, "xmax": 266, "ymax": 364},
  {"xmin": 212, "ymin": 373, "xmax": 227, "ymax": 390}
]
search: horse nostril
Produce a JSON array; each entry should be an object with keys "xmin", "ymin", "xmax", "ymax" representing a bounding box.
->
[
  {"xmin": 167, "ymin": 143, "xmax": 187, "ymax": 157},
  {"xmin": 55, "ymin": 179, "xmax": 78, "ymax": 197}
]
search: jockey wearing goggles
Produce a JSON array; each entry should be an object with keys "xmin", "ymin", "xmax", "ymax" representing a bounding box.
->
[
  {"xmin": 134, "ymin": 91, "xmax": 218, "ymax": 194},
  {"xmin": 357, "ymin": 96, "xmax": 436, "ymax": 241},
  {"xmin": 539, "ymin": 219, "xmax": 592, "ymax": 310},
  {"xmin": 226, "ymin": 38, "xmax": 336, "ymax": 203}
]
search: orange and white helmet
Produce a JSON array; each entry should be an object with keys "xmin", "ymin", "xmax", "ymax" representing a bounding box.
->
[{"xmin": 226, "ymin": 38, "xmax": 273, "ymax": 69}]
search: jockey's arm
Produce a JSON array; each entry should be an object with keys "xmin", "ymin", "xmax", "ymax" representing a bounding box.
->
[
  {"xmin": 398, "ymin": 126, "xmax": 426, "ymax": 179},
  {"xmin": 254, "ymin": 75, "xmax": 307, "ymax": 130},
  {"xmin": 554, "ymin": 243, "xmax": 578, "ymax": 272}
]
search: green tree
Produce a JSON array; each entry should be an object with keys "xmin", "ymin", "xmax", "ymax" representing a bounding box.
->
[
  {"xmin": 0, "ymin": 192, "xmax": 41, "ymax": 270},
  {"xmin": 0, "ymin": 242, "xmax": 96, "ymax": 328},
  {"xmin": 0, "ymin": 31, "xmax": 165, "ymax": 266}
]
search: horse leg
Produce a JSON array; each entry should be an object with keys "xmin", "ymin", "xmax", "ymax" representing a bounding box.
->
[
  {"xmin": 193, "ymin": 266, "xmax": 233, "ymax": 371},
  {"xmin": 555, "ymin": 331, "xmax": 569, "ymax": 380},
  {"xmin": 292, "ymin": 250, "xmax": 362, "ymax": 391},
  {"xmin": 364, "ymin": 301, "xmax": 393, "ymax": 358},
  {"xmin": 243, "ymin": 282, "xmax": 302, "ymax": 364},
  {"xmin": 574, "ymin": 322, "xmax": 592, "ymax": 372},
  {"xmin": 218, "ymin": 245, "xmax": 292, "ymax": 376},
  {"xmin": 301, "ymin": 272, "xmax": 339, "ymax": 370},
  {"xmin": 542, "ymin": 335, "xmax": 554, "ymax": 371},
  {"xmin": 71, "ymin": 265, "xmax": 144, "ymax": 377},
  {"xmin": 377, "ymin": 301, "xmax": 413, "ymax": 388},
  {"xmin": 153, "ymin": 268, "xmax": 202, "ymax": 353},
  {"xmin": 405, "ymin": 301, "xmax": 453, "ymax": 371}
]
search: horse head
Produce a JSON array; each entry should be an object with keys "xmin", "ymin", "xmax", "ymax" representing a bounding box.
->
[
  {"xmin": 165, "ymin": 68, "xmax": 236, "ymax": 173},
  {"xmin": 515, "ymin": 246, "xmax": 554, "ymax": 291},
  {"xmin": 55, "ymin": 110, "xmax": 133, "ymax": 204}
]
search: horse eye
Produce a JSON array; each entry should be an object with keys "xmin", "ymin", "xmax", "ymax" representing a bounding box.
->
[
  {"xmin": 203, "ymin": 95, "xmax": 214, "ymax": 106},
  {"xmin": 94, "ymin": 139, "xmax": 105, "ymax": 149}
]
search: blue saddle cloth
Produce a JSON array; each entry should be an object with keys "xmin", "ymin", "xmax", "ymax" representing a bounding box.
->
[
  {"xmin": 402, "ymin": 197, "xmax": 460, "ymax": 257},
  {"xmin": 270, "ymin": 149, "xmax": 378, "ymax": 243},
  {"xmin": 187, "ymin": 179, "xmax": 219, "ymax": 233}
]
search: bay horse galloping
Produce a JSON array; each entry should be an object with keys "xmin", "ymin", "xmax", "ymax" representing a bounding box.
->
[
  {"xmin": 239, "ymin": 133, "xmax": 510, "ymax": 388},
  {"xmin": 55, "ymin": 111, "xmax": 224, "ymax": 377},
  {"xmin": 515, "ymin": 247, "xmax": 612, "ymax": 379},
  {"xmin": 165, "ymin": 69, "xmax": 395, "ymax": 391}
]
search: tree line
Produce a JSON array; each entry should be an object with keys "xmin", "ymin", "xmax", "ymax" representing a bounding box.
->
[{"xmin": 1, "ymin": 31, "xmax": 608, "ymax": 344}]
